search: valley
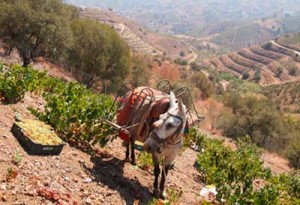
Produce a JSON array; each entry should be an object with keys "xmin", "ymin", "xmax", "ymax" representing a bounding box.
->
[{"xmin": 66, "ymin": 0, "xmax": 300, "ymax": 52}]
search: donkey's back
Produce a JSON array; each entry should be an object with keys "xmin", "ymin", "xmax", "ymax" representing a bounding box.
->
[{"xmin": 116, "ymin": 86, "xmax": 170, "ymax": 142}]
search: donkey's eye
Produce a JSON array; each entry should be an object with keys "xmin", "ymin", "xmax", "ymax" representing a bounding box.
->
[{"xmin": 166, "ymin": 123, "xmax": 174, "ymax": 129}]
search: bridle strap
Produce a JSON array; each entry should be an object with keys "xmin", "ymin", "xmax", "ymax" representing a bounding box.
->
[{"xmin": 150, "ymin": 112, "xmax": 184, "ymax": 148}]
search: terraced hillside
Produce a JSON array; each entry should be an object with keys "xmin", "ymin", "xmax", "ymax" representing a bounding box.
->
[
  {"xmin": 264, "ymin": 81, "xmax": 300, "ymax": 113},
  {"xmin": 206, "ymin": 40, "xmax": 300, "ymax": 85},
  {"xmin": 276, "ymin": 33, "xmax": 300, "ymax": 53},
  {"xmin": 79, "ymin": 7, "xmax": 162, "ymax": 56}
]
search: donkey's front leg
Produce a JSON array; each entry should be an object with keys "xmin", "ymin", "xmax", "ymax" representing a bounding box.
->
[
  {"xmin": 125, "ymin": 141, "xmax": 130, "ymax": 162},
  {"xmin": 152, "ymin": 156, "xmax": 160, "ymax": 198},
  {"xmin": 130, "ymin": 137, "xmax": 136, "ymax": 165},
  {"xmin": 159, "ymin": 164, "xmax": 171, "ymax": 199}
]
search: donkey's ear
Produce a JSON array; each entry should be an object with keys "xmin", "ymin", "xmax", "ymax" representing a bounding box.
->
[
  {"xmin": 178, "ymin": 98, "xmax": 185, "ymax": 115},
  {"xmin": 169, "ymin": 91, "xmax": 176, "ymax": 108}
]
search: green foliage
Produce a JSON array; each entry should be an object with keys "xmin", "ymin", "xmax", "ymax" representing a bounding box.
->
[
  {"xmin": 268, "ymin": 172, "xmax": 300, "ymax": 205},
  {"xmin": 263, "ymin": 42, "xmax": 273, "ymax": 50},
  {"xmin": 68, "ymin": 18, "xmax": 131, "ymax": 89},
  {"xmin": 193, "ymin": 130, "xmax": 300, "ymax": 204},
  {"xmin": 228, "ymin": 81, "xmax": 263, "ymax": 94},
  {"xmin": 174, "ymin": 58, "xmax": 187, "ymax": 66},
  {"xmin": 0, "ymin": 0, "xmax": 76, "ymax": 66},
  {"xmin": 223, "ymin": 83, "xmax": 300, "ymax": 168},
  {"xmin": 275, "ymin": 67, "xmax": 283, "ymax": 77},
  {"xmin": 0, "ymin": 65, "xmax": 48, "ymax": 103},
  {"xmin": 242, "ymin": 71, "xmax": 250, "ymax": 80},
  {"xmin": 0, "ymin": 65, "xmax": 27, "ymax": 103},
  {"xmin": 190, "ymin": 72, "xmax": 214, "ymax": 99},
  {"xmin": 183, "ymin": 127, "xmax": 207, "ymax": 148},
  {"xmin": 217, "ymin": 93, "xmax": 283, "ymax": 148},
  {"xmin": 12, "ymin": 151, "xmax": 23, "ymax": 166},
  {"xmin": 137, "ymin": 152, "xmax": 153, "ymax": 171},
  {"xmin": 286, "ymin": 136, "xmax": 300, "ymax": 168},
  {"xmin": 0, "ymin": 1, "xmax": 133, "ymax": 89},
  {"xmin": 253, "ymin": 70, "xmax": 261, "ymax": 83},
  {"xmin": 37, "ymin": 82, "xmax": 115, "ymax": 147},
  {"xmin": 263, "ymin": 81, "xmax": 300, "ymax": 114},
  {"xmin": 130, "ymin": 54, "xmax": 151, "ymax": 87},
  {"xmin": 0, "ymin": 64, "xmax": 115, "ymax": 147}
]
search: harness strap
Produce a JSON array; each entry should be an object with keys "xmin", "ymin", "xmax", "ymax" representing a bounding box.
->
[{"xmin": 149, "ymin": 112, "xmax": 184, "ymax": 149}]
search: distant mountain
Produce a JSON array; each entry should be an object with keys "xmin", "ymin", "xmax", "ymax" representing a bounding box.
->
[
  {"xmin": 65, "ymin": 0, "xmax": 300, "ymax": 36},
  {"xmin": 208, "ymin": 14, "xmax": 300, "ymax": 50}
]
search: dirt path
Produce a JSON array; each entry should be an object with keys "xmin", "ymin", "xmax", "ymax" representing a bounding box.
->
[
  {"xmin": 270, "ymin": 40, "xmax": 300, "ymax": 57},
  {"xmin": 0, "ymin": 93, "xmax": 202, "ymax": 205},
  {"xmin": 185, "ymin": 49, "xmax": 198, "ymax": 74}
]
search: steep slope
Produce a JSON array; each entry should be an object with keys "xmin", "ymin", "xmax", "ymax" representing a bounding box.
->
[
  {"xmin": 78, "ymin": 7, "xmax": 195, "ymax": 60},
  {"xmin": 65, "ymin": 1, "xmax": 300, "ymax": 53}
]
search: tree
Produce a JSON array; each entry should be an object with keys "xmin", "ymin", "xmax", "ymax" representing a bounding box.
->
[
  {"xmin": 191, "ymin": 62, "xmax": 201, "ymax": 71},
  {"xmin": 288, "ymin": 66, "xmax": 297, "ymax": 76},
  {"xmin": 130, "ymin": 54, "xmax": 151, "ymax": 87},
  {"xmin": 68, "ymin": 19, "xmax": 131, "ymax": 89},
  {"xmin": 206, "ymin": 99, "xmax": 222, "ymax": 133},
  {"xmin": 179, "ymin": 51, "xmax": 185, "ymax": 57},
  {"xmin": 242, "ymin": 72, "xmax": 250, "ymax": 80},
  {"xmin": 174, "ymin": 58, "xmax": 187, "ymax": 66},
  {"xmin": 190, "ymin": 72, "xmax": 214, "ymax": 99},
  {"xmin": 254, "ymin": 70, "xmax": 261, "ymax": 83},
  {"xmin": 0, "ymin": 0, "xmax": 76, "ymax": 67},
  {"xmin": 276, "ymin": 67, "xmax": 283, "ymax": 77},
  {"xmin": 217, "ymin": 93, "xmax": 283, "ymax": 147}
]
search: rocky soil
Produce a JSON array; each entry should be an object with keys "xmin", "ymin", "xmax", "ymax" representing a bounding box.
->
[{"xmin": 0, "ymin": 93, "xmax": 202, "ymax": 205}]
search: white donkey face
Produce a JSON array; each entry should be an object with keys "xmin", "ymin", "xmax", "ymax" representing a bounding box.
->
[
  {"xmin": 144, "ymin": 91, "xmax": 186, "ymax": 154},
  {"xmin": 153, "ymin": 92, "xmax": 186, "ymax": 139}
]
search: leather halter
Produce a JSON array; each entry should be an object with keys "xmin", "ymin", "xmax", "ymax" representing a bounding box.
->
[{"xmin": 149, "ymin": 112, "xmax": 184, "ymax": 151}]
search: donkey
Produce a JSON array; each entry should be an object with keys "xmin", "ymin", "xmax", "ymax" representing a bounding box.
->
[{"xmin": 119, "ymin": 89, "xmax": 187, "ymax": 199}]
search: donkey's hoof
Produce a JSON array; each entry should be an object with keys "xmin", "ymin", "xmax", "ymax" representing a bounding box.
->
[
  {"xmin": 124, "ymin": 157, "xmax": 130, "ymax": 163},
  {"xmin": 160, "ymin": 192, "xmax": 166, "ymax": 200},
  {"xmin": 131, "ymin": 160, "xmax": 137, "ymax": 166},
  {"xmin": 153, "ymin": 189, "xmax": 160, "ymax": 198}
]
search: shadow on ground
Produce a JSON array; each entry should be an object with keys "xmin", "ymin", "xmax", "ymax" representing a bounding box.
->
[{"xmin": 83, "ymin": 153, "xmax": 154, "ymax": 205}]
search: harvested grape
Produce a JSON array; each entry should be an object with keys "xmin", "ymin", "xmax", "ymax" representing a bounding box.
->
[{"xmin": 16, "ymin": 119, "xmax": 63, "ymax": 145}]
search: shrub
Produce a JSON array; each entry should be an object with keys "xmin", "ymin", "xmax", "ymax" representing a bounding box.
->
[
  {"xmin": 179, "ymin": 51, "xmax": 185, "ymax": 57},
  {"xmin": 254, "ymin": 70, "xmax": 261, "ymax": 83},
  {"xmin": 137, "ymin": 152, "xmax": 153, "ymax": 171},
  {"xmin": 37, "ymin": 82, "xmax": 115, "ymax": 147},
  {"xmin": 191, "ymin": 62, "xmax": 201, "ymax": 71},
  {"xmin": 192, "ymin": 129, "xmax": 299, "ymax": 204},
  {"xmin": 242, "ymin": 71, "xmax": 250, "ymax": 79},
  {"xmin": 174, "ymin": 58, "xmax": 187, "ymax": 66},
  {"xmin": 217, "ymin": 93, "xmax": 283, "ymax": 148},
  {"xmin": 0, "ymin": 65, "xmax": 48, "ymax": 103},
  {"xmin": 0, "ymin": 64, "xmax": 116, "ymax": 147},
  {"xmin": 288, "ymin": 66, "xmax": 297, "ymax": 76},
  {"xmin": 190, "ymin": 72, "xmax": 214, "ymax": 99},
  {"xmin": 286, "ymin": 137, "xmax": 300, "ymax": 168},
  {"xmin": 275, "ymin": 67, "xmax": 283, "ymax": 77}
]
